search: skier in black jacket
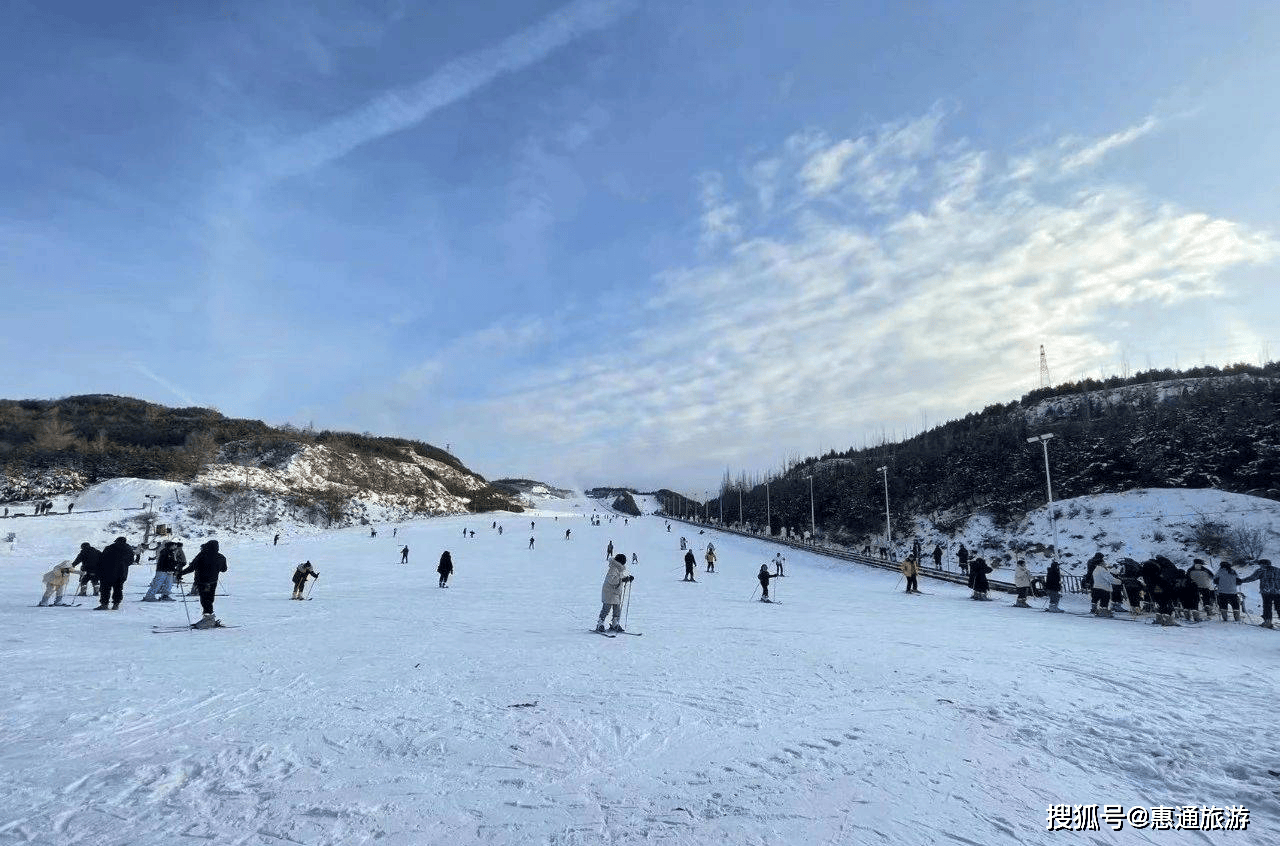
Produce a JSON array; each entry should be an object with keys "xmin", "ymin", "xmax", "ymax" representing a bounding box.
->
[
  {"xmin": 142, "ymin": 541, "xmax": 180, "ymax": 601},
  {"xmin": 437, "ymin": 551, "xmax": 454, "ymax": 587},
  {"xmin": 72, "ymin": 542, "xmax": 101, "ymax": 596},
  {"xmin": 683, "ymin": 549, "xmax": 697, "ymax": 582},
  {"xmin": 1044, "ymin": 560, "xmax": 1063, "ymax": 612},
  {"xmin": 292, "ymin": 562, "xmax": 318, "ymax": 599},
  {"xmin": 180, "ymin": 539, "xmax": 227, "ymax": 627},
  {"xmin": 757, "ymin": 564, "xmax": 777, "ymax": 602},
  {"xmin": 94, "ymin": 537, "xmax": 134, "ymax": 610},
  {"xmin": 969, "ymin": 557, "xmax": 991, "ymax": 600}
]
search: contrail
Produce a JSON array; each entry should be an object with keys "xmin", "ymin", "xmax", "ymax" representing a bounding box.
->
[
  {"xmin": 260, "ymin": 0, "xmax": 636, "ymax": 182},
  {"xmin": 132, "ymin": 362, "xmax": 199, "ymax": 407}
]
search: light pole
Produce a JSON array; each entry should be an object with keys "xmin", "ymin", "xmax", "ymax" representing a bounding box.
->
[
  {"xmin": 144, "ymin": 494, "xmax": 158, "ymax": 513},
  {"xmin": 1026, "ymin": 433, "xmax": 1060, "ymax": 560},
  {"xmin": 765, "ymin": 482, "xmax": 771, "ymax": 536},
  {"xmin": 876, "ymin": 466, "xmax": 892, "ymax": 560},
  {"xmin": 805, "ymin": 475, "xmax": 815, "ymax": 540},
  {"xmin": 738, "ymin": 487, "xmax": 742, "ymax": 525}
]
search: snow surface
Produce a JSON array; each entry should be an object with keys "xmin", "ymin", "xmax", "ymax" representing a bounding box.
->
[{"xmin": 2, "ymin": 494, "xmax": 1277, "ymax": 845}]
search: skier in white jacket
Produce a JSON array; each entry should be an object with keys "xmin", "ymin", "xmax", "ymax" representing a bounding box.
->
[
  {"xmin": 39, "ymin": 561, "xmax": 78, "ymax": 606},
  {"xmin": 1091, "ymin": 563, "xmax": 1118, "ymax": 617},
  {"xmin": 595, "ymin": 554, "xmax": 634, "ymax": 633},
  {"xmin": 1013, "ymin": 560, "xmax": 1032, "ymax": 607}
]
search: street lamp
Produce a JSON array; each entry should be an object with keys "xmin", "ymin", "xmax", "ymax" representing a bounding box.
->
[
  {"xmin": 876, "ymin": 466, "xmax": 892, "ymax": 559},
  {"xmin": 765, "ymin": 481, "xmax": 771, "ymax": 537},
  {"xmin": 1026, "ymin": 433, "xmax": 1060, "ymax": 560},
  {"xmin": 805, "ymin": 474, "xmax": 815, "ymax": 540}
]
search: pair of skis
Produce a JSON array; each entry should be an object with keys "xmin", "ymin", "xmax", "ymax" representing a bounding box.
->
[
  {"xmin": 590, "ymin": 629, "xmax": 642, "ymax": 638},
  {"xmin": 152, "ymin": 623, "xmax": 240, "ymax": 634}
]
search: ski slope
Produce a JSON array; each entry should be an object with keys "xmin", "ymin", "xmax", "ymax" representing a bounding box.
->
[{"xmin": 1, "ymin": 496, "xmax": 1276, "ymax": 845}]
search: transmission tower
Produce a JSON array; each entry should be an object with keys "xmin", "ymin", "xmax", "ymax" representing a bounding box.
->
[{"xmin": 1039, "ymin": 345, "xmax": 1051, "ymax": 388}]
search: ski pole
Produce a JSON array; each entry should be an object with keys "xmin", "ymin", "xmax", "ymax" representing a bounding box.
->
[
  {"xmin": 306, "ymin": 577, "xmax": 318, "ymax": 599},
  {"xmin": 176, "ymin": 576, "xmax": 194, "ymax": 630},
  {"xmin": 750, "ymin": 584, "xmax": 759, "ymax": 602},
  {"xmin": 623, "ymin": 581, "xmax": 632, "ymax": 629}
]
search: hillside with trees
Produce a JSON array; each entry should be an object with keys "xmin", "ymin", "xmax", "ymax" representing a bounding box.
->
[{"xmin": 702, "ymin": 363, "xmax": 1280, "ymax": 548}]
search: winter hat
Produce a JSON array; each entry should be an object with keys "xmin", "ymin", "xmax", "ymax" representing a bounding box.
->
[
  {"xmin": 1193, "ymin": 558, "xmax": 1205, "ymax": 565},
  {"xmin": 613, "ymin": 554, "xmax": 626, "ymax": 565},
  {"xmin": 115, "ymin": 536, "xmax": 127, "ymax": 544},
  {"xmin": 1258, "ymin": 559, "xmax": 1272, "ymax": 566}
]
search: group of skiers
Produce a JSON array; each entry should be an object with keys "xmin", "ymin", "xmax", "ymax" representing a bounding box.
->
[
  {"xmin": 1080, "ymin": 554, "xmax": 1278, "ymax": 627},
  {"xmin": 40, "ymin": 537, "xmax": 229, "ymax": 628}
]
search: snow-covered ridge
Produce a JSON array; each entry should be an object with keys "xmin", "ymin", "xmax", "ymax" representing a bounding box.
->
[{"xmin": 1022, "ymin": 374, "xmax": 1277, "ymax": 425}]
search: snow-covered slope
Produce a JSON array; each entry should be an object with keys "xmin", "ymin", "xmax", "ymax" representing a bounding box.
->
[
  {"xmin": 1, "ymin": 496, "xmax": 1275, "ymax": 845},
  {"xmin": 907, "ymin": 488, "xmax": 1280, "ymax": 577}
]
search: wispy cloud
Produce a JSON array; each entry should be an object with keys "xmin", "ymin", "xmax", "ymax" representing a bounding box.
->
[
  {"xmin": 132, "ymin": 363, "xmax": 199, "ymax": 407},
  {"xmin": 256, "ymin": 0, "xmax": 635, "ymax": 183},
  {"xmin": 432, "ymin": 108, "xmax": 1276, "ymax": 486}
]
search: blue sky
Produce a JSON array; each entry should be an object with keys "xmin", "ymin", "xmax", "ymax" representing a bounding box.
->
[{"xmin": 3, "ymin": 1, "xmax": 1278, "ymax": 492}]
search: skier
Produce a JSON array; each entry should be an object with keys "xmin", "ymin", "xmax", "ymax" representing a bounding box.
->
[
  {"xmin": 957, "ymin": 544, "xmax": 969, "ymax": 574},
  {"xmin": 773, "ymin": 552, "xmax": 785, "ymax": 577},
  {"xmin": 631, "ymin": 552, "xmax": 638, "ymax": 565},
  {"xmin": 1239, "ymin": 559, "xmax": 1279, "ymax": 628},
  {"xmin": 1176, "ymin": 564, "xmax": 1201, "ymax": 622},
  {"xmin": 370, "ymin": 527, "xmax": 377, "ymax": 538},
  {"xmin": 683, "ymin": 549, "xmax": 697, "ymax": 582},
  {"xmin": 595, "ymin": 553, "xmax": 634, "ymax": 633},
  {"xmin": 607, "ymin": 540, "xmax": 614, "ymax": 557},
  {"xmin": 180, "ymin": 539, "xmax": 228, "ymax": 628},
  {"xmin": 565, "ymin": 529, "xmax": 571, "ymax": 540},
  {"xmin": 1188, "ymin": 558, "xmax": 1216, "ymax": 616},
  {"xmin": 1090, "ymin": 559, "xmax": 1117, "ymax": 617},
  {"xmin": 901, "ymin": 555, "xmax": 920, "ymax": 594},
  {"xmin": 528, "ymin": 537, "xmax": 535, "ymax": 550},
  {"xmin": 932, "ymin": 544, "xmax": 943, "ymax": 570},
  {"xmin": 1013, "ymin": 559, "xmax": 1032, "ymax": 607},
  {"xmin": 679, "ymin": 537, "xmax": 687, "ymax": 551},
  {"xmin": 1214, "ymin": 561, "xmax": 1244, "ymax": 622},
  {"xmin": 94, "ymin": 536, "xmax": 134, "ymax": 611},
  {"xmin": 291, "ymin": 561, "xmax": 319, "ymax": 599},
  {"xmin": 38, "ymin": 560, "xmax": 77, "ymax": 606},
  {"xmin": 437, "ymin": 551, "xmax": 453, "ymax": 587},
  {"xmin": 1118, "ymin": 558, "xmax": 1145, "ymax": 614},
  {"xmin": 401, "ymin": 546, "xmax": 409, "ymax": 564},
  {"xmin": 72, "ymin": 541, "xmax": 100, "ymax": 596},
  {"xmin": 1044, "ymin": 560, "xmax": 1063, "ymax": 612},
  {"xmin": 393, "ymin": 528, "xmax": 397, "ymax": 538},
  {"xmin": 273, "ymin": 534, "xmax": 279, "ymax": 546},
  {"xmin": 757, "ymin": 564, "xmax": 778, "ymax": 602},
  {"xmin": 705, "ymin": 546, "xmax": 716, "ymax": 573},
  {"xmin": 969, "ymin": 556, "xmax": 991, "ymax": 600},
  {"xmin": 142, "ymin": 541, "xmax": 179, "ymax": 601},
  {"xmin": 498, "ymin": 525, "xmax": 502, "ymax": 535},
  {"xmin": 531, "ymin": 521, "xmax": 535, "ymax": 531}
]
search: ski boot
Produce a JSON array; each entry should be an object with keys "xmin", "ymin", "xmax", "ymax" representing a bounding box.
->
[
  {"xmin": 594, "ymin": 623, "xmax": 607, "ymax": 633},
  {"xmin": 93, "ymin": 604, "xmax": 109, "ymax": 611},
  {"xmin": 193, "ymin": 613, "xmax": 220, "ymax": 629},
  {"xmin": 608, "ymin": 624, "xmax": 624, "ymax": 633}
]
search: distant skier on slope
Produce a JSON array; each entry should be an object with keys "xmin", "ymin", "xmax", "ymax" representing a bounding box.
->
[
  {"xmin": 528, "ymin": 537, "xmax": 535, "ymax": 550},
  {"xmin": 142, "ymin": 541, "xmax": 179, "ymax": 602},
  {"xmin": 292, "ymin": 562, "xmax": 319, "ymax": 599},
  {"xmin": 968, "ymin": 556, "xmax": 991, "ymax": 600},
  {"xmin": 1044, "ymin": 560, "xmax": 1063, "ymax": 612},
  {"xmin": 401, "ymin": 546, "xmax": 409, "ymax": 564},
  {"xmin": 38, "ymin": 560, "xmax": 77, "ymax": 606},
  {"xmin": 1239, "ymin": 558, "xmax": 1279, "ymax": 628},
  {"xmin": 679, "ymin": 537, "xmax": 687, "ymax": 550},
  {"xmin": 94, "ymin": 537, "xmax": 134, "ymax": 611},
  {"xmin": 595, "ymin": 553, "xmax": 634, "ymax": 633},
  {"xmin": 932, "ymin": 544, "xmax": 943, "ymax": 570},
  {"xmin": 72, "ymin": 542, "xmax": 100, "ymax": 597},
  {"xmin": 901, "ymin": 555, "xmax": 920, "ymax": 595},
  {"xmin": 773, "ymin": 552, "xmax": 785, "ymax": 577},
  {"xmin": 705, "ymin": 547, "xmax": 716, "ymax": 573},
  {"xmin": 1214, "ymin": 561, "xmax": 1244, "ymax": 622},
  {"xmin": 683, "ymin": 550, "xmax": 697, "ymax": 582},
  {"xmin": 607, "ymin": 540, "xmax": 614, "ymax": 558},
  {"xmin": 1013, "ymin": 559, "xmax": 1032, "ymax": 607},
  {"xmin": 757, "ymin": 564, "xmax": 778, "ymax": 602},
  {"xmin": 180, "ymin": 540, "xmax": 228, "ymax": 628},
  {"xmin": 438, "ymin": 551, "xmax": 454, "ymax": 588},
  {"xmin": 957, "ymin": 544, "xmax": 969, "ymax": 574},
  {"xmin": 565, "ymin": 529, "xmax": 571, "ymax": 540}
]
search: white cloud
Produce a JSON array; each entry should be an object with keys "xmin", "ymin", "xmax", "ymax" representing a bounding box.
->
[
  {"xmin": 451, "ymin": 109, "xmax": 1276, "ymax": 486},
  {"xmin": 1061, "ymin": 115, "xmax": 1159, "ymax": 172}
]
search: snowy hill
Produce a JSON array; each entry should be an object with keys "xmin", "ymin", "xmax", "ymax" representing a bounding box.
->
[
  {"xmin": 905, "ymin": 488, "xmax": 1280, "ymax": 576},
  {"xmin": 2, "ymin": 496, "xmax": 1275, "ymax": 844}
]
